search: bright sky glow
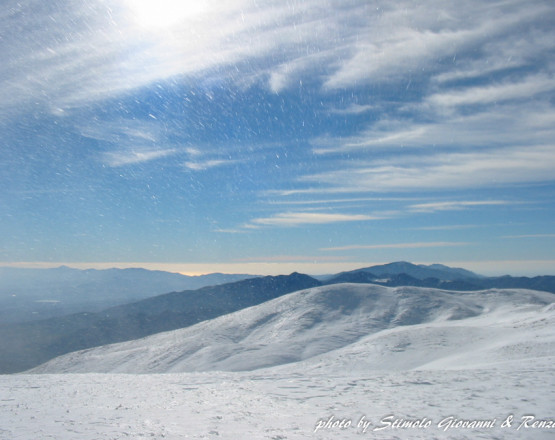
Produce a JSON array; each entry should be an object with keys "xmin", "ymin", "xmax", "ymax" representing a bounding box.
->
[
  {"xmin": 125, "ymin": 0, "xmax": 208, "ymax": 29},
  {"xmin": 1, "ymin": 0, "xmax": 554, "ymax": 276}
]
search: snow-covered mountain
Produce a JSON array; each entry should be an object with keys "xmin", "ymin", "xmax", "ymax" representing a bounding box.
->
[
  {"xmin": 6, "ymin": 283, "xmax": 555, "ymax": 440},
  {"xmin": 31, "ymin": 283, "xmax": 555, "ymax": 374}
]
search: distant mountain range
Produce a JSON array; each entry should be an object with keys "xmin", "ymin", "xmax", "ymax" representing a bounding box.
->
[
  {"xmin": 327, "ymin": 262, "xmax": 555, "ymax": 293},
  {"xmin": 1, "ymin": 261, "xmax": 554, "ymax": 374},
  {"xmin": 0, "ymin": 266, "xmax": 256, "ymax": 323},
  {"xmin": 330, "ymin": 261, "xmax": 480, "ymax": 281}
]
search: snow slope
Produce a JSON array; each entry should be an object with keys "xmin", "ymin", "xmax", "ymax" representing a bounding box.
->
[
  {"xmin": 2, "ymin": 283, "xmax": 554, "ymax": 439},
  {"xmin": 30, "ymin": 283, "xmax": 555, "ymax": 373},
  {"xmin": 2, "ymin": 363, "xmax": 554, "ymax": 440}
]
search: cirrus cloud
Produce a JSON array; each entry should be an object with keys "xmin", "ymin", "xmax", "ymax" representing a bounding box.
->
[
  {"xmin": 296, "ymin": 144, "xmax": 555, "ymax": 194},
  {"xmin": 102, "ymin": 148, "xmax": 178, "ymax": 167},
  {"xmin": 321, "ymin": 242, "xmax": 470, "ymax": 251},
  {"xmin": 248, "ymin": 211, "xmax": 382, "ymax": 227}
]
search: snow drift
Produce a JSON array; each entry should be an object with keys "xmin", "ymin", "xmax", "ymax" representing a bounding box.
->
[{"xmin": 30, "ymin": 283, "xmax": 555, "ymax": 374}]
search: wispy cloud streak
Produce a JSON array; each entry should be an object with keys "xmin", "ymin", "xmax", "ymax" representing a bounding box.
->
[
  {"xmin": 409, "ymin": 201, "xmax": 511, "ymax": 213},
  {"xmin": 249, "ymin": 212, "xmax": 381, "ymax": 227},
  {"xmin": 103, "ymin": 149, "xmax": 177, "ymax": 167},
  {"xmin": 296, "ymin": 145, "xmax": 555, "ymax": 193},
  {"xmin": 321, "ymin": 242, "xmax": 470, "ymax": 251},
  {"xmin": 184, "ymin": 159, "xmax": 234, "ymax": 171},
  {"xmin": 427, "ymin": 74, "xmax": 555, "ymax": 108},
  {"xmin": 503, "ymin": 234, "xmax": 555, "ymax": 239}
]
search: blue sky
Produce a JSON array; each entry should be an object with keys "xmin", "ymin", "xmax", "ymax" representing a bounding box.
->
[{"xmin": 1, "ymin": 0, "xmax": 555, "ymax": 275}]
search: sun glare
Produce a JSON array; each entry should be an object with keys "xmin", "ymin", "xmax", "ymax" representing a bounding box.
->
[{"xmin": 125, "ymin": 0, "xmax": 207, "ymax": 29}]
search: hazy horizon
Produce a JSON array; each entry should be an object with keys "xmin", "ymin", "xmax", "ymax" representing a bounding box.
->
[{"xmin": 2, "ymin": 259, "xmax": 555, "ymax": 277}]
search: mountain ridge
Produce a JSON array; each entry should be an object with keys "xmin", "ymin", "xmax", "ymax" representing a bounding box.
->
[
  {"xmin": 336, "ymin": 261, "xmax": 481, "ymax": 281},
  {"xmin": 29, "ymin": 283, "xmax": 555, "ymax": 374},
  {"xmin": 2, "ymin": 262, "xmax": 555, "ymax": 374},
  {"xmin": 0, "ymin": 266, "xmax": 257, "ymax": 323}
]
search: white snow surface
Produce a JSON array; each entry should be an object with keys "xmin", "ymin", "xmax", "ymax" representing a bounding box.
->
[{"xmin": 1, "ymin": 283, "xmax": 554, "ymax": 439}]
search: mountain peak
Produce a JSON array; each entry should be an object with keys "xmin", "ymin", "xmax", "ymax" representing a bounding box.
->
[{"xmin": 348, "ymin": 261, "xmax": 480, "ymax": 281}]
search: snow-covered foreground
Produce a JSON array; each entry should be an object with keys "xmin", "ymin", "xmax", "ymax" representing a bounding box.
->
[
  {"xmin": 1, "ymin": 284, "xmax": 554, "ymax": 439},
  {"xmin": 1, "ymin": 362, "xmax": 554, "ymax": 439}
]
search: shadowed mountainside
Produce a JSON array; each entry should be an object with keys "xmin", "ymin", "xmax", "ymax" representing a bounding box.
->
[
  {"xmin": 0, "ymin": 266, "xmax": 256, "ymax": 323},
  {"xmin": 0, "ymin": 272, "xmax": 320, "ymax": 373}
]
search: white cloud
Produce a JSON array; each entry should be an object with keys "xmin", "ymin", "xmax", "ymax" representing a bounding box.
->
[
  {"xmin": 0, "ymin": 0, "xmax": 552, "ymax": 120},
  {"xmin": 409, "ymin": 200, "xmax": 511, "ymax": 213},
  {"xmin": 185, "ymin": 147, "xmax": 203, "ymax": 157},
  {"xmin": 297, "ymin": 144, "xmax": 555, "ymax": 193},
  {"xmin": 323, "ymin": 26, "xmax": 471, "ymax": 89},
  {"xmin": 249, "ymin": 211, "xmax": 380, "ymax": 227},
  {"xmin": 79, "ymin": 119, "xmax": 163, "ymax": 144},
  {"xmin": 433, "ymin": 28, "xmax": 555, "ymax": 84},
  {"xmin": 322, "ymin": 1, "xmax": 553, "ymax": 89},
  {"xmin": 0, "ymin": 0, "xmax": 363, "ymax": 114},
  {"xmin": 267, "ymin": 196, "xmax": 417, "ymax": 205},
  {"xmin": 328, "ymin": 104, "xmax": 376, "ymax": 115},
  {"xmin": 427, "ymin": 74, "xmax": 555, "ymax": 108},
  {"xmin": 314, "ymin": 102, "xmax": 555, "ymax": 154},
  {"xmin": 410, "ymin": 224, "xmax": 483, "ymax": 231},
  {"xmin": 503, "ymin": 234, "xmax": 555, "ymax": 239},
  {"xmin": 213, "ymin": 228, "xmax": 250, "ymax": 234},
  {"xmin": 183, "ymin": 159, "xmax": 233, "ymax": 171},
  {"xmin": 103, "ymin": 148, "xmax": 177, "ymax": 167},
  {"xmin": 321, "ymin": 242, "xmax": 470, "ymax": 251},
  {"xmin": 268, "ymin": 50, "xmax": 336, "ymax": 93},
  {"xmin": 313, "ymin": 126, "xmax": 428, "ymax": 154}
]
